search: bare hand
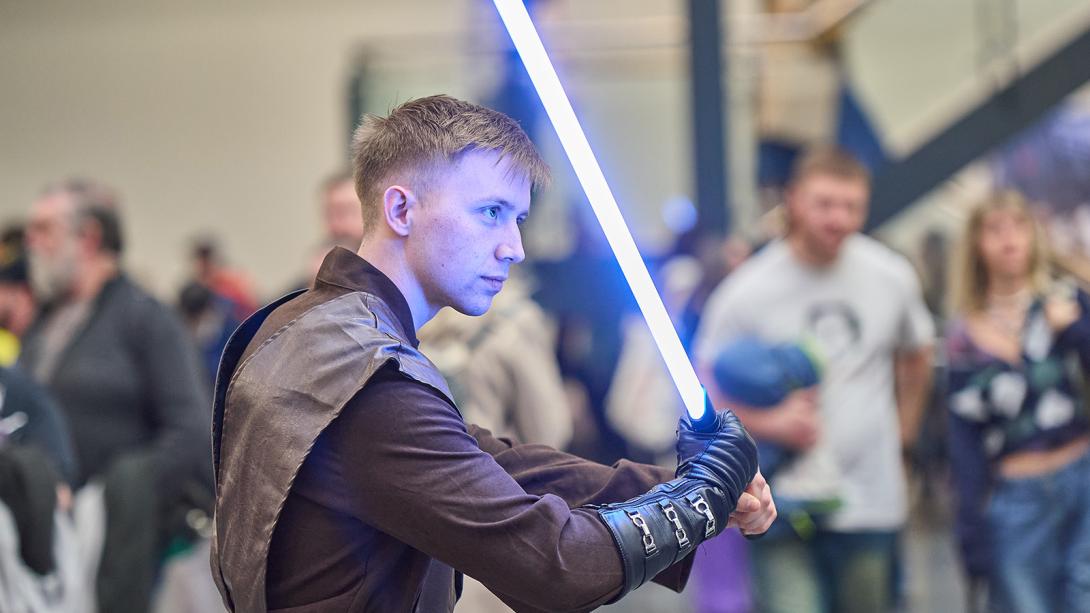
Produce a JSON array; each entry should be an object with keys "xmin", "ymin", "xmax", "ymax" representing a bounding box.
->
[
  {"xmin": 56, "ymin": 485, "xmax": 72, "ymax": 513},
  {"xmin": 1044, "ymin": 295, "xmax": 1080, "ymax": 333},
  {"xmin": 728, "ymin": 470, "xmax": 776, "ymax": 536},
  {"xmin": 767, "ymin": 388, "xmax": 820, "ymax": 451}
]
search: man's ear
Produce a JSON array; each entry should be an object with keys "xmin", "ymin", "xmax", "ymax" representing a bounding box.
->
[
  {"xmin": 781, "ymin": 187, "xmax": 799, "ymax": 230},
  {"xmin": 381, "ymin": 186, "xmax": 416, "ymax": 237},
  {"xmin": 76, "ymin": 217, "xmax": 104, "ymax": 255}
]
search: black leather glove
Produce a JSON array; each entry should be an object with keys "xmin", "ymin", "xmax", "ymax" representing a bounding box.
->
[
  {"xmin": 675, "ymin": 409, "xmax": 759, "ymax": 510},
  {"xmin": 592, "ymin": 410, "xmax": 760, "ymax": 602},
  {"xmin": 595, "ymin": 477, "xmax": 731, "ymax": 601}
]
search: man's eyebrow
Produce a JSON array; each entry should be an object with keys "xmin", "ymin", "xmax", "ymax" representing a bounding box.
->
[
  {"xmin": 483, "ymin": 198, "xmax": 514, "ymax": 209},
  {"xmin": 485, "ymin": 198, "xmax": 529, "ymax": 216}
]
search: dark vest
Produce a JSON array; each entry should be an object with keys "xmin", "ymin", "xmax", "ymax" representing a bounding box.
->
[{"xmin": 210, "ymin": 290, "xmax": 453, "ymax": 612}]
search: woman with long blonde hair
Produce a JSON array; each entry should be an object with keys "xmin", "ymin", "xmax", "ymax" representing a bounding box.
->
[{"xmin": 945, "ymin": 191, "xmax": 1090, "ymax": 613}]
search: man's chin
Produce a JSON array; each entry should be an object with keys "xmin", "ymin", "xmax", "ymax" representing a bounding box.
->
[
  {"xmin": 451, "ymin": 299, "xmax": 493, "ymax": 317},
  {"xmin": 28, "ymin": 273, "xmax": 66, "ymax": 304},
  {"xmin": 817, "ymin": 237, "xmax": 849, "ymax": 260}
]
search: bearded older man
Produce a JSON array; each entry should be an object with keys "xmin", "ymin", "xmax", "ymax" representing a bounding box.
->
[{"xmin": 21, "ymin": 179, "xmax": 211, "ymax": 613}]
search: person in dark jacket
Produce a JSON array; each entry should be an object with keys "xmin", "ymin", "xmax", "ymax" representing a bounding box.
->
[
  {"xmin": 211, "ymin": 95, "xmax": 776, "ymax": 613},
  {"xmin": 0, "ymin": 364, "xmax": 77, "ymax": 580},
  {"xmin": 21, "ymin": 178, "xmax": 212, "ymax": 613}
]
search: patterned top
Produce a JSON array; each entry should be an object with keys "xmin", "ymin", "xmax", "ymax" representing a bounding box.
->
[
  {"xmin": 947, "ymin": 298, "xmax": 1090, "ymax": 457},
  {"xmin": 945, "ymin": 288, "xmax": 1090, "ymax": 575}
]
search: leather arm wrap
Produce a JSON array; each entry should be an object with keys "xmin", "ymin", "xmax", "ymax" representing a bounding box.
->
[{"xmin": 594, "ymin": 477, "xmax": 732, "ymax": 601}]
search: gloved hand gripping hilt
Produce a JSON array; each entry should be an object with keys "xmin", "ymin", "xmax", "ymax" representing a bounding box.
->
[{"xmin": 594, "ymin": 408, "xmax": 758, "ymax": 601}]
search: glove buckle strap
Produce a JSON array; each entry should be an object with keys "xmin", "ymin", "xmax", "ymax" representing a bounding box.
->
[
  {"xmin": 687, "ymin": 494, "xmax": 716, "ymax": 538},
  {"xmin": 659, "ymin": 502, "xmax": 690, "ymax": 549},
  {"xmin": 625, "ymin": 510, "xmax": 657, "ymax": 556}
]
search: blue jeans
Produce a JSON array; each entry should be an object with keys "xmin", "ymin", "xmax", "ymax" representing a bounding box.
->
[
  {"xmin": 749, "ymin": 528, "xmax": 897, "ymax": 613},
  {"xmin": 987, "ymin": 449, "xmax": 1090, "ymax": 613}
]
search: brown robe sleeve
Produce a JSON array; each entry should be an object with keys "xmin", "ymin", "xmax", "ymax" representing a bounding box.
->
[
  {"xmin": 468, "ymin": 424, "xmax": 695, "ymax": 593},
  {"xmin": 329, "ymin": 367, "xmax": 693, "ymax": 612}
]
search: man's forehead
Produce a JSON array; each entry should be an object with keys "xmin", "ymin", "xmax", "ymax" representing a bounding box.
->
[
  {"xmin": 326, "ymin": 180, "xmax": 356, "ymax": 198},
  {"xmin": 798, "ymin": 173, "xmax": 869, "ymax": 196},
  {"xmin": 453, "ymin": 149, "xmax": 523, "ymax": 175},
  {"xmin": 31, "ymin": 192, "xmax": 75, "ymax": 220},
  {"xmin": 449, "ymin": 151, "xmax": 531, "ymax": 195}
]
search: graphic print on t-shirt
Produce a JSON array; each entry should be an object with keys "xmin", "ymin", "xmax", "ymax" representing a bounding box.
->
[{"xmin": 806, "ymin": 301, "xmax": 862, "ymax": 363}]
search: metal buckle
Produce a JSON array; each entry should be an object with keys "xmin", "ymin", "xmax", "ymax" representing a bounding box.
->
[
  {"xmin": 661, "ymin": 503, "xmax": 690, "ymax": 548},
  {"xmin": 626, "ymin": 509, "xmax": 657, "ymax": 556},
  {"xmin": 688, "ymin": 494, "xmax": 716, "ymax": 538}
]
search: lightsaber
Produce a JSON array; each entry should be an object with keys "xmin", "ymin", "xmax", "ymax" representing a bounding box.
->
[{"xmin": 492, "ymin": 0, "xmax": 715, "ymax": 431}]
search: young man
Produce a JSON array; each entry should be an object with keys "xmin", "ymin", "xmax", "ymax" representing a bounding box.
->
[
  {"xmin": 211, "ymin": 95, "xmax": 775, "ymax": 612},
  {"xmin": 695, "ymin": 147, "xmax": 934, "ymax": 613}
]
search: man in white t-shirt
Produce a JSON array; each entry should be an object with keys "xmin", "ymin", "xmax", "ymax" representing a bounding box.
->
[{"xmin": 694, "ymin": 147, "xmax": 934, "ymax": 613}]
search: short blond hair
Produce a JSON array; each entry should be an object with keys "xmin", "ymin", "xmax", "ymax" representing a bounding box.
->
[
  {"xmin": 350, "ymin": 95, "xmax": 550, "ymax": 234},
  {"xmin": 788, "ymin": 146, "xmax": 871, "ymax": 190},
  {"xmin": 950, "ymin": 190, "xmax": 1051, "ymax": 315}
]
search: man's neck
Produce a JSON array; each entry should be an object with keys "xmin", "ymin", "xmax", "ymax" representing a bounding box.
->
[{"xmin": 356, "ymin": 241, "xmax": 432, "ymax": 331}]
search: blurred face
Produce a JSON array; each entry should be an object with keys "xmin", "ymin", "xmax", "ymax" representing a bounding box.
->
[
  {"xmin": 25, "ymin": 193, "xmax": 80, "ymax": 302},
  {"xmin": 787, "ymin": 173, "xmax": 869, "ymax": 264},
  {"xmin": 323, "ymin": 180, "xmax": 364, "ymax": 245},
  {"xmin": 976, "ymin": 208, "xmax": 1034, "ymax": 282},
  {"xmin": 0, "ymin": 283, "xmax": 34, "ymax": 336},
  {"xmin": 405, "ymin": 150, "xmax": 529, "ymax": 317}
]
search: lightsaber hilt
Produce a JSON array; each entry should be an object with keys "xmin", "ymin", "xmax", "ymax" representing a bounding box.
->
[{"xmin": 691, "ymin": 388, "xmax": 718, "ymax": 433}]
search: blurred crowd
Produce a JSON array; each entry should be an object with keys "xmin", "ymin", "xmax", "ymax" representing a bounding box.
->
[{"xmin": 0, "ymin": 140, "xmax": 1089, "ymax": 613}]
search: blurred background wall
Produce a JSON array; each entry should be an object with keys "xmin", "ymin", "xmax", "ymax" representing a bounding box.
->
[
  {"xmin": 0, "ymin": 0, "xmax": 484, "ymax": 296},
  {"xmin": 0, "ymin": 0, "xmax": 695, "ymax": 296},
  {"xmin": 2, "ymin": 0, "xmax": 1090, "ymax": 292}
]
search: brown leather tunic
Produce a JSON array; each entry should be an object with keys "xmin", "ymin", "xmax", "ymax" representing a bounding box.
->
[{"xmin": 210, "ymin": 248, "xmax": 692, "ymax": 612}]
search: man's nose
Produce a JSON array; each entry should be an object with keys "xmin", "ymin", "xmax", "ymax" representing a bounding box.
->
[
  {"xmin": 496, "ymin": 224, "xmax": 525, "ymax": 264},
  {"xmin": 830, "ymin": 207, "xmax": 857, "ymax": 231}
]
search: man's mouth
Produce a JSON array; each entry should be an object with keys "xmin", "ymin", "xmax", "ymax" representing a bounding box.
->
[{"xmin": 482, "ymin": 276, "xmax": 506, "ymax": 291}]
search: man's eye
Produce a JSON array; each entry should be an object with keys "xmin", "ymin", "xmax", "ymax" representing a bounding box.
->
[{"xmin": 484, "ymin": 207, "xmax": 500, "ymax": 220}]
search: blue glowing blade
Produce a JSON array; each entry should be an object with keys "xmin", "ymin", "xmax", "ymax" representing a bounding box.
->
[{"xmin": 492, "ymin": 0, "xmax": 708, "ymax": 423}]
